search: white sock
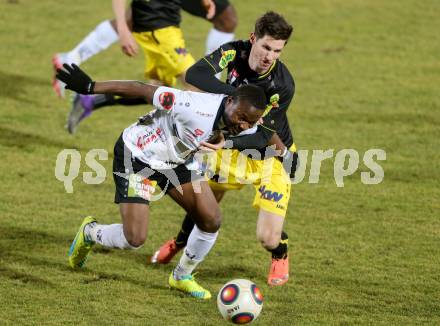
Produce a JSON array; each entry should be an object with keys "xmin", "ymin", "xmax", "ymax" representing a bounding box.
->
[
  {"xmin": 173, "ymin": 225, "xmax": 218, "ymax": 279},
  {"xmin": 66, "ymin": 20, "xmax": 119, "ymax": 65},
  {"xmin": 206, "ymin": 28, "xmax": 234, "ymax": 79},
  {"xmin": 206, "ymin": 28, "xmax": 234, "ymax": 54},
  {"xmin": 85, "ymin": 223, "xmax": 137, "ymax": 249}
]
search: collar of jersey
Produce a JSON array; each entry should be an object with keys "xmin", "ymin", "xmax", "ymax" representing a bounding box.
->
[{"xmin": 258, "ymin": 60, "xmax": 277, "ymax": 80}]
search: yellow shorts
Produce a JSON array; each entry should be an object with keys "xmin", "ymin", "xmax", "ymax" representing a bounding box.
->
[
  {"xmin": 206, "ymin": 145, "xmax": 296, "ymax": 217},
  {"xmin": 133, "ymin": 26, "xmax": 195, "ymax": 86}
]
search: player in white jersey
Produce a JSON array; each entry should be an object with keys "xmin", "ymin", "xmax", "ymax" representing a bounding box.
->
[{"xmin": 56, "ymin": 63, "xmax": 266, "ymax": 300}]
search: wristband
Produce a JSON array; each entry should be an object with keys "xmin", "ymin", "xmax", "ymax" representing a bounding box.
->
[{"xmin": 87, "ymin": 81, "xmax": 95, "ymax": 94}]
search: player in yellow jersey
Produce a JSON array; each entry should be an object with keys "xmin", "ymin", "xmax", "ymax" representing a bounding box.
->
[
  {"xmin": 152, "ymin": 12, "xmax": 298, "ymax": 286},
  {"xmin": 52, "ymin": 0, "xmax": 237, "ymax": 133}
]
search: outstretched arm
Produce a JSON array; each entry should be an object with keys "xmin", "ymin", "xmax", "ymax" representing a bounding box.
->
[
  {"xmin": 93, "ymin": 80, "xmax": 156, "ymax": 101},
  {"xmin": 112, "ymin": 0, "xmax": 138, "ymax": 56},
  {"xmin": 56, "ymin": 63, "xmax": 157, "ymax": 103},
  {"xmin": 185, "ymin": 58, "xmax": 235, "ymax": 95}
]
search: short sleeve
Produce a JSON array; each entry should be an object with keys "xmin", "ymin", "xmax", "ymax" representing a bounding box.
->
[{"xmin": 152, "ymin": 86, "xmax": 184, "ymax": 111}]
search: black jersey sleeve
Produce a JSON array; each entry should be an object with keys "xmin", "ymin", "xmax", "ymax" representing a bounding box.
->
[
  {"xmin": 185, "ymin": 42, "xmax": 238, "ymax": 95},
  {"xmin": 185, "ymin": 59, "xmax": 235, "ymax": 95},
  {"xmin": 226, "ymin": 125, "xmax": 274, "ymax": 150}
]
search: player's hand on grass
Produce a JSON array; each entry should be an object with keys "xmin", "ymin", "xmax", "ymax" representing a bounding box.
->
[
  {"xmin": 279, "ymin": 149, "xmax": 298, "ymax": 179},
  {"xmin": 202, "ymin": 0, "xmax": 216, "ymax": 20},
  {"xmin": 56, "ymin": 64, "xmax": 95, "ymax": 94}
]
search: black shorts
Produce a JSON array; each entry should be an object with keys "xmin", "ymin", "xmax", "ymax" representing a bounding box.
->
[
  {"xmin": 181, "ymin": 0, "xmax": 230, "ymax": 20},
  {"xmin": 112, "ymin": 134, "xmax": 201, "ymax": 205}
]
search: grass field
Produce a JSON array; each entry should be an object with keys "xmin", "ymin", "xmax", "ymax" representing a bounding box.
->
[{"xmin": 1, "ymin": 0, "xmax": 439, "ymax": 324}]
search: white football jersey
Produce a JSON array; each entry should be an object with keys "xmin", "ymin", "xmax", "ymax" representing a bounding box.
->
[{"xmin": 123, "ymin": 86, "xmax": 226, "ymax": 169}]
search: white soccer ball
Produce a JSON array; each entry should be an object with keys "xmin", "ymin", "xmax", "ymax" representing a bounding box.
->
[{"xmin": 217, "ymin": 279, "xmax": 264, "ymax": 324}]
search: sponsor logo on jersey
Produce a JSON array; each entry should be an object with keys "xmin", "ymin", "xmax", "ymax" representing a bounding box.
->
[
  {"xmin": 269, "ymin": 93, "xmax": 280, "ymax": 108},
  {"xmin": 262, "ymin": 93, "xmax": 280, "ymax": 117},
  {"xmin": 276, "ymin": 204, "xmax": 286, "ymax": 210},
  {"xmin": 174, "ymin": 47, "xmax": 187, "ymax": 55},
  {"xmin": 258, "ymin": 185, "xmax": 283, "ymax": 202},
  {"xmin": 185, "ymin": 128, "xmax": 205, "ymax": 143},
  {"xmin": 128, "ymin": 174, "xmax": 157, "ymax": 200},
  {"xmin": 219, "ymin": 49, "xmax": 236, "ymax": 69},
  {"xmin": 136, "ymin": 127, "xmax": 162, "ymax": 150},
  {"xmin": 228, "ymin": 68, "xmax": 239, "ymax": 84},
  {"xmin": 194, "ymin": 128, "xmax": 204, "ymax": 137},
  {"xmin": 159, "ymin": 92, "xmax": 175, "ymax": 110},
  {"xmin": 196, "ymin": 111, "xmax": 214, "ymax": 118}
]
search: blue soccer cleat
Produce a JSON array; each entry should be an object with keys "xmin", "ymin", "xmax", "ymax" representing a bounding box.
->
[{"xmin": 68, "ymin": 216, "xmax": 97, "ymax": 268}]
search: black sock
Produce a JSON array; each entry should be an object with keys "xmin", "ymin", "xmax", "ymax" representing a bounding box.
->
[
  {"xmin": 268, "ymin": 231, "xmax": 288, "ymax": 259},
  {"xmin": 92, "ymin": 94, "xmax": 148, "ymax": 111},
  {"xmin": 175, "ymin": 214, "xmax": 195, "ymax": 248}
]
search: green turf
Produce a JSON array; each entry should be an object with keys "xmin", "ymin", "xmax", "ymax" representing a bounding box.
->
[{"xmin": 1, "ymin": 0, "xmax": 439, "ymax": 324}]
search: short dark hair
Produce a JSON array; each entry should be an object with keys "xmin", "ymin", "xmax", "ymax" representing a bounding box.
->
[
  {"xmin": 231, "ymin": 84, "xmax": 267, "ymax": 111},
  {"xmin": 254, "ymin": 11, "xmax": 293, "ymax": 41}
]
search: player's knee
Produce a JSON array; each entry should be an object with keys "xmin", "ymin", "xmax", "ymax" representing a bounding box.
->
[
  {"xmin": 127, "ymin": 236, "xmax": 146, "ymax": 248},
  {"xmin": 214, "ymin": 190, "xmax": 225, "ymax": 202},
  {"xmin": 197, "ymin": 208, "xmax": 222, "ymax": 233},
  {"xmin": 257, "ymin": 231, "xmax": 281, "ymax": 250},
  {"xmin": 124, "ymin": 230, "xmax": 147, "ymax": 248},
  {"xmin": 213, "ymin": 6, "xmax": 237, "ymax": 33}
]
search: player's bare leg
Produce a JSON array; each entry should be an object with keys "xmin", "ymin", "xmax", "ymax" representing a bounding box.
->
[
  {"xmin": 211, "ymin": 4, "xmax": 237, "ymax": 35},
  {"xmin": 118, "ymin": 203, "xmax": 150, "ymax": 247},
  {"xmin": 87, "ymin": 203, "xmax": 149, "ymax": 249},
  {"xmin": 256, "ymin": 209, "xmax": 289, "ymax": 286},
  {"xmin": 68, "ymin": 203, "xmax": 149, "ymax": 268}
]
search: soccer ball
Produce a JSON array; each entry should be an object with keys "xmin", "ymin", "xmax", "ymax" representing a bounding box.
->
[{"xmin": 217, "ymin": 279, "xmax": 264, "ymax": 324}]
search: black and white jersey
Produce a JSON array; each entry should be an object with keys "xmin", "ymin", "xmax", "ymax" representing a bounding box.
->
[{"xmin": 123, "ymin": 87, "xmax": 225, "ymax": 169}]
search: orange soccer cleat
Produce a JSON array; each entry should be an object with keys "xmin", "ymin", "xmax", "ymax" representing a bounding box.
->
[
  {"xmin": 267, "ymin": 256, "xmax": 289, "ymax": 286},
  {"xmin": 151, "ymin": 238, "xmax": 183, "ymax": 264}
]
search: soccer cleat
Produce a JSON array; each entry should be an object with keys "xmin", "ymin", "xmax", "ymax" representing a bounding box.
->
[
  {"xmin": 168, "ymin": 272, "xmax": 212, "ymax": 299},
  {"xmin": 52, "ymin": 53, "xmax": 68, "ymax": 98},
  {"xmin": 151, "ymin": 239, "xmax": 182, "ymax": 264},
  {"xmin": 66, "ymin": 93, "xmax": 94, "ymax": 134},
  {"xmin": 68, "ymin": 216, "xmax": 97, "ymax": 269},
  {"xmin": 267, "ymin": 256, "xmax": 289, "ymax": 286}
]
